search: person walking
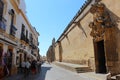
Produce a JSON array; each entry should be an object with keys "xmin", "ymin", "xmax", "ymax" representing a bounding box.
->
[
  {"xmin": 37, "ymin": 60, "xmax": 41, "ymax": 73},
  {"xmin": 31, "ymin": 60, "xmax": 37, "ymax": 74},
  {"xmin": 21, "ymin": 60, "xmax": 25, "ymax": 73},
  {"xmin": 3, "ymin": 53, "xmax": 9, "ymax": 77},
  {"xmin": 25, "ymin": 59, "xmax": 31, "ymax": 76}
]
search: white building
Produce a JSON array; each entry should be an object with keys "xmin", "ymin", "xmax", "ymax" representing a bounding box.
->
[{"xmin": 0, "ymin": 0, "xmax": 39, "ymax": 76}]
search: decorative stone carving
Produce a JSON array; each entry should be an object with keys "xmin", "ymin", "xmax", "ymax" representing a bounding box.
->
[{"xmin": 89, "ymin": 2, "xmax": 114, "ymax": 41}]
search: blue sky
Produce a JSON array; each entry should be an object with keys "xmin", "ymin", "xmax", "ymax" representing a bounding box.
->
[{"xmin": 25, "ymin": 0, "xmax": 86, "ymax": 56}]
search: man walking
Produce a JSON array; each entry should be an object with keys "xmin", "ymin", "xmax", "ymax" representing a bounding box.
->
[{"xmin": 25, "ymin": 59, "xmax": 31, "ymax": 76}]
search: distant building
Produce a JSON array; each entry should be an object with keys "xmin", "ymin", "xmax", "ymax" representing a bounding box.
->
[
  {"xmin": 41, "ymin": 56, "xmax": 47, "ymax": 62},
  {"xmin": 46, "ymin": 38, "xmax": 55, "ymax": 62},
  {"xmin": 53, "ymin": 0, "xmax": 120, "ymax": 76},
  {"xmin": 0, "ymin": 0, "xmax": 39, "ymax": 78}
]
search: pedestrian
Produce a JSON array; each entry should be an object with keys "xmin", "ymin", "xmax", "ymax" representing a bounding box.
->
[
  {"xmin": 21, "ymin": 60, "xmax": 25, "ymax": 73},
  {"xmin": 3, "ymin": 53, "xmax": 9, "ymax": 76},
  {"xmin": 25, "ymin": 59, "xmax": 31, "ymax": 76},
  {"xmin": 31, "ymin": 60, "xmax": 37, "ymax": 74},
  {"xmin": 37, "ymin": 60, "xmax": 41, "ymax": 73}
]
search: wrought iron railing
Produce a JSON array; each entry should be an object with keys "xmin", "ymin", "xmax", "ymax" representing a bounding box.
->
[
  {"xmin": 10, "ymin": 24, "xmax": 17, "ymax": 37},
  {"xmin": 21, "ymin": 33, "xmax": 26, "ymax": 41}
]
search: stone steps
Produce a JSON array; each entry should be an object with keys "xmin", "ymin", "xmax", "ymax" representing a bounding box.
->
[
  {"xmin": 53, "ymin": 62, "xmax": 108, "ymax": 80},
  {"xmin": 111, "ymin": 76, "xmax": 116, "ymax": 80},
  {"xmin": 54, "ymin": 62, "xmax": 92, "ymax": 73},
  {"xmin": 75, "ymin": 67, "xmax": 92, "ymax": 73},
  {"xmin": 111, "ymin": 74, "xmax": 120, "ymax": 80}
]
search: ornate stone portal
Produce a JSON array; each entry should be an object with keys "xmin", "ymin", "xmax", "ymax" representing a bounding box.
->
[
  {"xmin": 89, "ymin": 2, "xmax": 119, "ymax": 75},
  {"xmin": 89, "ymin": 2, "xmax": 114, "ymax": 41}
]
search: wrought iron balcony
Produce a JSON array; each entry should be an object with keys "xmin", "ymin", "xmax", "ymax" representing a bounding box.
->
[
  {"xmin": 25, "ymin": 38, "xmax": 29, "ymax": 44},
  {"xmin": 21, "ymin": 33, "xmax": 26, "ymax": 41},
  {"xmin": 32, "ymin": 45, "xmax": 37, "ymax": 50},
  {"xmin": 29, "ymin": 41, "xmax": 37, "ymax": 50},
  {"xmin": 29, "ymin": 40, "xmax": 33, "ymax": 46},
  {"xmin": 31, "ymin": 50, "xmax": 34, "ymax": 54},
  {"xmin": 10, "ymin": 24, "xmax": 17, "ymax": 37},
  {"xmin": 37, "ymin": 42, "xmax": 39, "ymax": 46}
]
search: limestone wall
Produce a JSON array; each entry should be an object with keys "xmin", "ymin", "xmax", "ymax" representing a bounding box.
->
[
  {"xmin": 55, "ymin": 12, "xmax": 95, "ymax": 70},
  {"xmin": 55, "ymin": 43, "xmax": 60, "ymax": 61},
  {"xmin": 101, "ymin": 0, "xmax": 120, "ymax": 75},
  {"xmin": 54, "ymin": 0, "xmax": 120, "ymax": 74}
]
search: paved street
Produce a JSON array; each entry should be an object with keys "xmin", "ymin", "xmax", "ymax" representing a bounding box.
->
[{"xmin": 3, "ymin": 63, "xmax": 101, "ymax": 80}]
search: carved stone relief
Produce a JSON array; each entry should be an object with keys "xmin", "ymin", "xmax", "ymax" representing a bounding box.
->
[{"xmin": 89, "ymin": 2, "xmax": 114, "ymax": 41}]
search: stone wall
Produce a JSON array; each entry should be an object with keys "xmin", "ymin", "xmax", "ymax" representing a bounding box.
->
[
  {"xmin": 101, "ymin": 0, "xmax": 120, "ymax": 75},
  {"xmin": 54, "ymin": 12, "xmax": 95, "ymax": 70},
  {"xmin": 55, "ymin": 43, "xmax": 60, "ymax": 61},
  {"xmin": 54, "ymin": 0, "xmax": 120, "ymax": 74}
]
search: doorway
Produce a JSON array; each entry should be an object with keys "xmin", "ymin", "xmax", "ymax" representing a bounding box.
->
[
  {"xmin": 94, "ymin": 40, "xmax": 107, "ymax": 73},
  {"xmin": 19, "ymin": 54, "xmax": 22, "ymax": 67},
  {"xmin": 24, "ymin": 53, "xmax": 27, "ymax": 61},
  {"xmin": 0, "ymin": 1, "xmax": 4, "ymax": 21}
]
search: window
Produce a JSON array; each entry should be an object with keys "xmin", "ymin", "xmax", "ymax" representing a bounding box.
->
[
  {"xmin": 0, "ymin": 1, "xmax": 6, "ymax": 31},
  {"xmin": 0, "ymin": 1, "xmax": 4, "ymax": 21},
  {"xmin": 26, "ymin": 30, "xmax": 29, "ymax": 43},
  {"xmin": 21, "ymin": 24, "xmax": 25, "ymax": 40},
  {"xmin": 9, "ymin": 9, "xmax": 17, "ymax": 36},
  {"xmin": 21, "ymin": 24, "xmax": 25, "ymax": 34},
  {"xmin": 26, "ymin": 30, "xmax": 28, "ymax": 39}
]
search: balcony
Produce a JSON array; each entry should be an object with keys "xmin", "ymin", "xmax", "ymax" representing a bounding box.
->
[
  {"xmin": 32, "ymin": 45, "xmax": 37, "ymax": 50},
  {"xmin": 10, "ymin": 25, "xmax": 17, "ymax": 37},
  {"xmin": 25, "ymin": 38, "xmax": 29, "ymax": 44},
  {"xmin": 29, "ymin": 41, "xmax": 37, "ymax": 50},
  {"xmin": 29, "ymin": 40, "xmax": 31, "ymax": 44},
  {"xmin": 37, "ymin": 42, "xmax": 39, "ymax": 46},
  {"xmin": 29, "ymin": 38, "xmax": 33, "ymax": 46},
  {"xmin": 21, "ymin": 33, "xmax": 26, "ymax": 41},
  {"xmin": 31, "ymin": 50, "xmax": 34, "ymax": 54}
]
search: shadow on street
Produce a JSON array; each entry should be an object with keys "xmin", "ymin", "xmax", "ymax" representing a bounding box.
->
[
  {"xmin": 4, "ymin": 64, "xmax": 52, "ymax": 80},
  {"xmin": 36, "ymin": 66, "xmax": 52, "ymax": 80}
]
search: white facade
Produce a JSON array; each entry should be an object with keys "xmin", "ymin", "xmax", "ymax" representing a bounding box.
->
[
  {"xmin": 19, "ymin": 0, "xmax": 26, "ymax": 14},
  {"xmin": 0, "ymin": 0, "xmax": 39, "ymax": 75}
]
